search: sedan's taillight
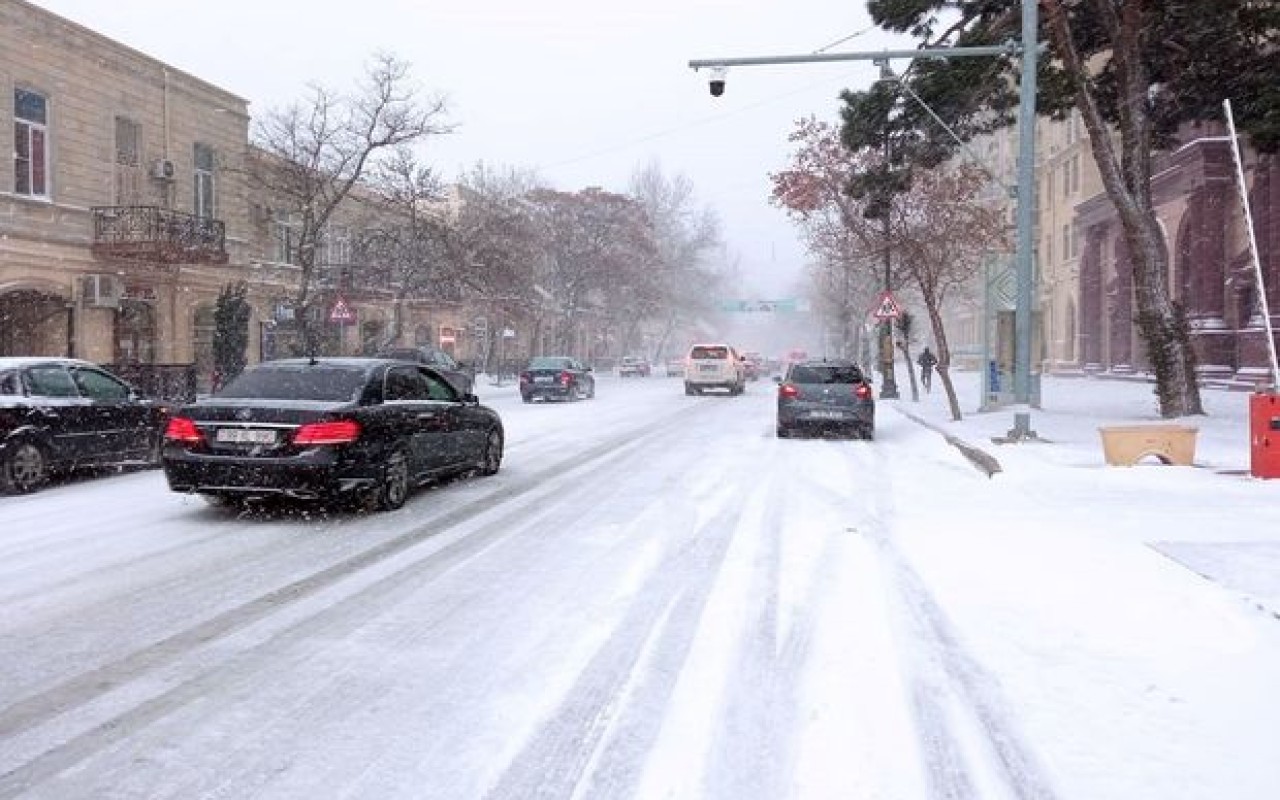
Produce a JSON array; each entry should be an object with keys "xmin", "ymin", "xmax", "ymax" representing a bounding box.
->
[
  {"xmin": 559, "ymin": 371, "xmax": 573, "ymax": 385},
  {"xmin": 164, "ymin": 416, "xmax": 204, "ymax": 444},
  {"xmin": 855, "ymin": 384, "xmax": 872, "ymax": 400},
  {"xmin": 779, "ymin": 384, "xmax": 800, "ymax": 399},
  {"xmin": 519, "ymin": 372, "xmax": 531, "ymax": 384},
  {"xmin": 293, "ymin": 420, "xmax": 361, "ymax": 445}
]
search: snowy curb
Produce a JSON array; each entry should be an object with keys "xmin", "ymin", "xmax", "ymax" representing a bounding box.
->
[{"xmin": 892, "ymin": 405, "xmax": 1004, "ymax": 477}]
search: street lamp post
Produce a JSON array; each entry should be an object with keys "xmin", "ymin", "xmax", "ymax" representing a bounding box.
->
[
  {"xmin": 880, "ymin": 202, "xmax": 899, "ymax": 399},
  {"xmin": 691, "ymin": 12, "xmax": 1040, "ymax": 436}
]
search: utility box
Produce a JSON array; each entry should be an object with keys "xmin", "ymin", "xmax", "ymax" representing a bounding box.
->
[{"xmin": 1250, "ymin": 392, "xmax": 1280, "ymax": 479}]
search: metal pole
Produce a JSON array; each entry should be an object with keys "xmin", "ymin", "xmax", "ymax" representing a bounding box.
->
[
  {"xmin": 881, "ymin": 210, "xmax": 899, "ymax": 398},
  {"xmin": 689, "ymin": 44, "xmax": 1017, "ymax": 70},
  {"xmin": 1009, "ymin": 0, "xmax": 1039, "ymax": 439},
  {"xmin": 1224, "ymin": 99, "xmax": 1279, "ymax": 388}
]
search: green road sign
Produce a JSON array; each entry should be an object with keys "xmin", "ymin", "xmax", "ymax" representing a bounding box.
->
[{"xmin": 717, "ymin": 299, "xmax": 802, "ymax": 313}]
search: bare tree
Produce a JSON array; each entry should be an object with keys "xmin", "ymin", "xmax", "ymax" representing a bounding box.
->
[
  {"xmin": 771, "ymin": 118, "xmax": 894, "ymax": 361},
  {"xmin": 628, "ymin": 161, "xmax": 723, "ymax": 359},
  {"xmin": 890, "ymin": 164, "xmax": 1010, "ymax": 420},
  {"xmin": 252, "ymin": 53, "xmax": 453, "ymax": 355},
  {"xmin": 525, "ymin": 188, "xmax": 659, "ymax": 358}
]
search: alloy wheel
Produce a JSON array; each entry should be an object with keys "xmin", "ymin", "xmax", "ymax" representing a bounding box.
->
[{"xmin": 2, "ymin": 442, "xmax": 48, "ymax": 493}]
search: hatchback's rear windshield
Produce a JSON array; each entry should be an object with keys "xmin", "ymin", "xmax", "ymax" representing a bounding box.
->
[
  {"xmin": 690, "ymin": 346, "xmax": 729, "ymax": 359},
  {"xmin": 789, "ymin": 365, "xmax": 864, "ymax": 384},
  {"xmin": 217, "ymin": 367, "xmax": 369, "ymax": 402}
]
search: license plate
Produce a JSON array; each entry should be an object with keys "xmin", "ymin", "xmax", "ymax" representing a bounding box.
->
[
  {"xmin": 216, "ymin": 427, "xmax": 277, "ymax": 444},
  {"xmin": 698, "ymin": 364, "xmax": 718, "ymax": 372},
  {"xmin": 808, "ymin": 410, "xmax": 845, "ymax": 420},
  {"xmin": 534, "ymin": 376, "xmax": 553, "ymax": 384}
]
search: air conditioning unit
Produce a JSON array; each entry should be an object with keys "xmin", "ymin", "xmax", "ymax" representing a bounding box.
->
[
  {"xmin": 150, "ymin": 158, "xmax": 176, "ymax": 181},
  {"xmin": 82, "ymin": 274, "xmax": 124, "ymax": 309}
]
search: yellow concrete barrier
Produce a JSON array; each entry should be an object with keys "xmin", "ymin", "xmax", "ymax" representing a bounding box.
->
[{"xmin": 1098, "ymin": 424, "xmax": 1199, "ymax": 466}]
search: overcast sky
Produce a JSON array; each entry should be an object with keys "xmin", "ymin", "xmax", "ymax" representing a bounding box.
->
[{"xmin": 31, "ymin": 0, "xmax": 913, "ymax": 296}]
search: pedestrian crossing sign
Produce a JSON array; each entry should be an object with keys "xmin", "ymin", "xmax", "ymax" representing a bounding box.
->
[
  {"xmin": 328, "ymin": 296, "xmax": 356, "ymax": 323},
  {"xmin": 872, "ymin": 291, "xmax": 902, "ymax": 320}
]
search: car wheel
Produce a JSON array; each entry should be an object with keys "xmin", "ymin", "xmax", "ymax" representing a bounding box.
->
[
  {"xmin": 1, "ymin": 440, "xmax": 49, "ymax": 494},
  {"xmin": 684, "ymin": 383, "xmax": 695, "ymax": 396},
  {"xmin": 370, "ymin": 448, "xmax": 410, "ymax": 511},
  {"xmin": 861, "ymin": 426, "xmax": 876, "ymax": 441},
  {"xmin": 587, "ymin": 381, "xmax": 595, "ymax": 399},
  {"xmin": 522, "ymin": 394, "xmax": 532, "ymax": 403},
  {"xmin": 776, "ymin": 425, "xmax": 791, "ymax": 439},
  {"xmin": 478, "ymin": 428, "xmax": 503, "ymax": 476}
]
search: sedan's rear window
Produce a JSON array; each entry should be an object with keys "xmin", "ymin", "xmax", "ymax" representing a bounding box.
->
[
  {"xmin": 217, "ymin": 367, "xmax": 369, "ymax": 402},
  {"xmin": 690, "ymin": 346, "xmax": 729, "ymax": 359},
  {"xmin": 529, "ymin": 357, "xmax": 572, "ymax": 370},
  {"xmin": 789, "ymin": 365, "xmax": 865, "ymax": 384}
]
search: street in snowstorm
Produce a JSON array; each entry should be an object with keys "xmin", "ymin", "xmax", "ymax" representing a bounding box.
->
[{"xmin": 2, "ymin": 374, "xmax": 1279, "ymax": 799}]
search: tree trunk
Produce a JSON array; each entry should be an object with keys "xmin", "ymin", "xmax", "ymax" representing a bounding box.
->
[
  {"xmin": 897, "ymin": 340, "xmax": 920, "ymax": 402},
  {"xmin": 1118, "ymin": 207, "xmax": 1205, "ymax": 417},
  {"xmin": 923, "ymin": 292, "xmax": 963, "ymax": 421}
]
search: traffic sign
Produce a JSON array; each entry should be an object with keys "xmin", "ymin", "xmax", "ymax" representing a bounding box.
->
[
  {"xmin": 328, "ymin": 296, "xmax": 356, "ymax": 323},
  {"xmin": 717, "ymin": 298, "xmax": 801, "ymax": 313},
  {"xmin": 871, "ymin": 291, "xmax": 902, "ymax": 320}
]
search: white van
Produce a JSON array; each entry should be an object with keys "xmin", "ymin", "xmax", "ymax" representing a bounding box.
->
[{"xmin": 683, "ymin": 343, "xmax": 747, "ymax": 395}]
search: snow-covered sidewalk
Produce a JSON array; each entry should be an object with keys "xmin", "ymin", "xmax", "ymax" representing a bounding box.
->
[
  {"xmin": 893, "ymin": 370, "xmax": 1280, "ymax": 612},
  {"xmin": 876, "ymin": 371, "xmax": 1280, "ymax": 799}
]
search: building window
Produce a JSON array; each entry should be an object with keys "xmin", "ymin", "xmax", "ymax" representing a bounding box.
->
[
  {"xmin": 194, "ymin": 143, "xmax": 215, "ymax": 218},
  {"xmin": 14, "ymin": 88, "xmax": 49, "ymax": 198},
  {"xmin": 115, "ymin": 117, "xmax": 139, "ymax": 166},
  {"xmin": 321, "ymin": 226, "xmax": 350, "ymax": 266},
  {"xmin": 114, "ymin": 116, "xmax": 141, "ymax": 205},
  {"xmin": 273, "ymin": 215, "xmax": 298, "ymax": 265}
]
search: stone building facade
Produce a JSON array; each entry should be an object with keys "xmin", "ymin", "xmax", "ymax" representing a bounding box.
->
[
  {"xmin": 939, "ymin": 109, "xmax": 1278, "ymax": 390},
  {"xmin": 1077, "ymin": 131, "xmax": 1279, "ymax": 385},
  {"xmin": 0, "ymin": 0, "xmax": 476, "ymax": 393}
]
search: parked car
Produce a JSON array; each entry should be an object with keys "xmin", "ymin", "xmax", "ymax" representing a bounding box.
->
[
  {"xmin": 376, "ymin": 345, "xmax": 475, "ymax": 395},
  {"xmin": 683, "ymin": 343, "xmax": 747, "ymax": 396},
  {"xmin": 775, "ymin": 358, "xmax": 875, "ymax": 440},
  {"xmin": 519, "ymin": 356, "xmax": 594, "ymax": 402},
  {"xmin": 741, "ymin": 351, "xmax": 764, "ymax": 381},
  {"xmin": 0, "ymin": 357, "xmax": 169, "ymax": 494},
  {"xmin": 161, "ymin": 358, "xmax": 503, "ymax": 511},
  {"xmin": 618, "ymin": 356, "xmax": 651, "ymax": 378}
]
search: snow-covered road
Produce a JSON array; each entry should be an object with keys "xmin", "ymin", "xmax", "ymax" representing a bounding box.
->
[{"xmin": 1, "ymin": 376, "xmax": 1277, "ymax": 799}]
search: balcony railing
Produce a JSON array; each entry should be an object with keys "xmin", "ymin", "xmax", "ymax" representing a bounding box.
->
[{"xmin": 91, "ymin": 206, "xmax": 228, "ymax": 265}]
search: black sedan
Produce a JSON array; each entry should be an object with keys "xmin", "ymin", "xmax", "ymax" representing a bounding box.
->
[
  {"xmin": 519, "ymin": 356, "xmax": 595, "ymax": 402},
  {"xmin": 0, "ymin": 357, "xmax": 169, "ymax": 494},
  {"xmin": 775, "ymin": 359, "xmax": 876, "ymax": 440},
  {"xmin": 161, "ymin": 358, "xmax": 504, "ymax": 511},
  {"xmin": 375, "ymin": 345, "xmax": 475, "ymax": 395}
]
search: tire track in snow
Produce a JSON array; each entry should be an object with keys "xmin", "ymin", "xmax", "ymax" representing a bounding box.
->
[
  {"xmin": 854, "ymin": 428, "xmax": 1062, "ymax": 800},
  {"xmin": 478, "ymin": 447, "xmax": 757, "ymax": 800},
  {"xmin": 0, "ymin": 400, "xmax": 727, "ymax": 798}
]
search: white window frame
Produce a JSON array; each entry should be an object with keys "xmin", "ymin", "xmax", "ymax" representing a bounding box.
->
[
  {"xmin": 272, "ymin": 214, "xmax": 299, "ymax": 265},
  {"xmin": 14, "ymin": 88, "xmax": 50, "ymax": 199}
]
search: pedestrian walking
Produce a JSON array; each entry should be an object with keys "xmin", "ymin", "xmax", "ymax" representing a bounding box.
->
[{"xmin": 917, "ymin": 347, "xmax": 938, "ymax": 393}]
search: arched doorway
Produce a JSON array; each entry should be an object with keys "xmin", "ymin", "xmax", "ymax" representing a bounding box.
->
[
  {"xmin": 115, "ymin": 299, "xmax": 157, "ymax": 363},
  {"xmin": 0, "ymin": 288, "xmax": 70, "ymax": 356}
]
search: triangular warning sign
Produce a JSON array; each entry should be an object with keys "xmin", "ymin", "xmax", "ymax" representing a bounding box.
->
[
  {"xmin": 872, "ymin": 291, "xmax": 902, "ymax": 320},
  {"xmin": 329, "ymin": 296, "xmax": 356, "ymax": 323}
]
